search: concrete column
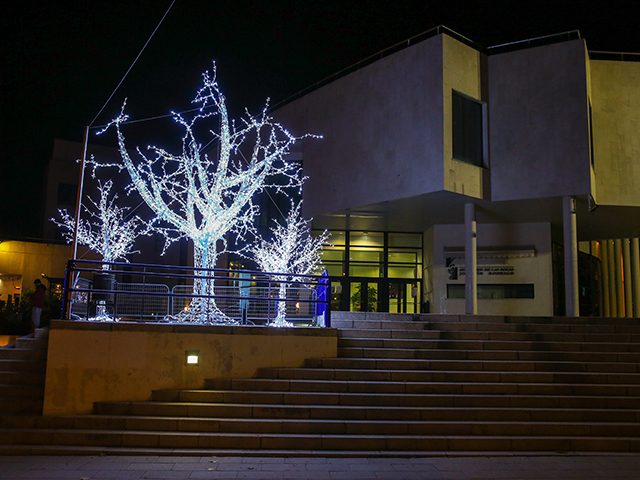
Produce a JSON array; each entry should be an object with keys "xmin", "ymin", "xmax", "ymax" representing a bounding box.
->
[
  {"xmin": 600, "ymin": 240, "xmax": 610, "ymax": 317},
  {"xmin": 614, "ymin": 239, "xmax": 624, "ymax": 316},
  {"xmin": 623, "ymin": 239, "xmax": 632, "ymax": 318},
  {"xmin": 465, "ymin": 203, "xmax": 477, "ymax": 315},
  {"xmin": 632, "ymin": 238, "xmax": 640, "ymax": 318},
  {"xmin": 563, "ymin": 196, "xmax": 579, "ymax": 317},
  {"xmin": 607, "ymin": 240, "xmax": 617, "ymax": 317}
]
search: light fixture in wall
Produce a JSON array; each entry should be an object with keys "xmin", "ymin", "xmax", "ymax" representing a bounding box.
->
[{"xmin": 185, "ymin": 350, "xmax": 200, "ymax": 365}]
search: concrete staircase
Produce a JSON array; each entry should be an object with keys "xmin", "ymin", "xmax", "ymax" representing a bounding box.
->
[
  {"xmin": 0, "ymin": 314, "xmax": 639, "ymax": 456},
  {"xmin": 0, "ymin": 328, "xmax": 48, "ymax": 415}
]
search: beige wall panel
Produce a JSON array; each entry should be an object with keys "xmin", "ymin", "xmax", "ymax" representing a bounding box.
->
[
  {"xmin": 590, "ymin": 60, "xmax": 640, "ymax": 207},
  {"xmin": 43, "ymin": 322, "xmax": 338, "ymax": 415}
]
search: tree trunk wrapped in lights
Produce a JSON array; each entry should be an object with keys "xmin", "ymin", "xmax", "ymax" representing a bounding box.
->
[
  {"xmin": 99, "ymin": 64, "xmax": 307, "ymax": 324},
  {"xmin": 251, "ymin": 202, "xmax": 329, "ymax": 327}
]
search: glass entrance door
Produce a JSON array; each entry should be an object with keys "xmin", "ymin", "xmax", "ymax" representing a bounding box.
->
[
  {"xmin": 349, "ymin": 281, "xmax": 380, "ymax": 312},
  {"xmin": 388, "ymin": 281, "xmax": 419, "ymax": 313}
]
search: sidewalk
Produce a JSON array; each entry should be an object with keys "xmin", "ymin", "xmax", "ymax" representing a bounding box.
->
[{"xmin": 0, "ymin": 454, "xmax": 639, "ymax": 479}]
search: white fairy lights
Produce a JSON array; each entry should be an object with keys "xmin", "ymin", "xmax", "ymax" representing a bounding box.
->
[
  {"xmin": 53, "ymin": 179, "xmax": 143, "ymax": 264},
  {"xmin": 53, "ymin": 180, "xmax": 146, "ymax": 322},
  {"xmin": 99, "ymin": 64, "xmax": 307, "ymax": 324},
  {"xmin": 251, "ymin": 201, "xmax": 329, "ymax": 326}
]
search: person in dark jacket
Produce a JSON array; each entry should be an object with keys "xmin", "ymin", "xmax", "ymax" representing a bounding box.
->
[{"xmin": 31, "ymin": 279, "xmax": 46, "ymax": 330}]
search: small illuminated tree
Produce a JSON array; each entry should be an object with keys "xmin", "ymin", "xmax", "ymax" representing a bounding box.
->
[
  {"xmin": 53, "ymin": 179, "xmax": 145, "ymax": 321},
  {"xmin": 53, "ymin": 179, "xmax": 143, "ymax": 264},
  {"xmin": 251, "ymin": 202, "xmax": 329, "ymax": 326},
  {"xmin": 99, "ymin": 64, "xmax": 305, "ymax": 324}
]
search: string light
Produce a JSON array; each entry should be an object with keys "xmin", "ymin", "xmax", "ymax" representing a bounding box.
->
[
  {"xmin": 251, "ymin": 201, "xmax": 330, "ymax": 327},
  {"xmin": 52, "ymin": 179, "xmax": 144, "ymax": 264},
  {"xmin": 53, "ymin": 180, "xmax": 147, "ymax": 322},
  {"xmin": 97, "ymin": 63, "xmax": 310, "ymax": 324}
]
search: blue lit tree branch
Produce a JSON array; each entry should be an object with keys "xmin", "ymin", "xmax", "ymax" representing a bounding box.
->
[
  {"xmin": 99, "ymin": 63, "xmax": 307, "ymax": 324},
  {"xmin": 251, "ymin": 201, "xmax": 329, "ymax": 327}
]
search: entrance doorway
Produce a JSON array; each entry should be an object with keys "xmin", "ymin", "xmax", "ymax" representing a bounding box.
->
[
  {"xmin": 388, "ymin": 281, "xmax": 419, "ymax": 314},
  {"xmin": 349, "ymin": 281, "xmax": 380, "ymax": 312}
]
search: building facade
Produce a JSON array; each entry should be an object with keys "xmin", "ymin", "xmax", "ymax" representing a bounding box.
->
[{"xmin": 275, "ymin": 29, "xmax": 640, "ymax": 317}]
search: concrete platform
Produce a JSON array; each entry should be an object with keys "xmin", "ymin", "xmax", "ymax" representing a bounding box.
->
[{"xmin": 0, "ymin": 454, "xmax": 639, "ymax": 479}]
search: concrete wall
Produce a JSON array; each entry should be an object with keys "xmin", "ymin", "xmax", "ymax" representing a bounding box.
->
[
  {"xmin": 488, "ymin": 39, "xmax": 592, "ymax": 201},
  {"xmin": 442, "ymin": 35, "xmax": 488, "ymax": 199},
  {"xmin": 43, "ymin": 321, "xmax": 338, "ymax": 415},
  {"xmin": 590, "ymin": 60, "xmax": 640, "ymax": 207},
  {"xmin": 275, "ymin": 35, "xmax": 445, "ymax": 218},
  {"xmin": 428, "ymin": 222, "xmax": 554, "ymax": 316}
]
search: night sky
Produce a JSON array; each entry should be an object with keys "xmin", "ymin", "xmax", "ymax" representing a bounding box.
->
[{"xmin": 2, "ymin": 1, "xmax": 638, "ymax": 238}]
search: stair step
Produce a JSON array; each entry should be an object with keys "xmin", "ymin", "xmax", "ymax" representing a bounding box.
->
[
  {"xmin": 92, "ymin": 401, "xmax": 640, "ymax": 423},
  {"xmin": 0, "ymin": 359, "xmax": 47, "ymax": 373},
  {"xmin": 422, "ymin": 339, "xmax": 640, "ymax": 352},
  {"xmin": 303, "ymin": 357, "xmax": 640, "ymax": 373},
  {"xmin": 0, "ymin": 348, "xmax": 48, "ymax": 361},
  {"xmin": 34, "ymin": 328, "xmax": 49, "ymax": 340},
  {"xmin": 0, "ymin": 371, "xmax": 46, "ymax": 385},
  {"xmin": 0, "ymin": 384, "xmax": 44, "ymax": 398},
  {"xmin": 438, "ymin": 331, "xmax": 640, "ymax": 343},
  {"xmin": 337, "ymin": 336, "xmax": 640, "ymax": 354},
  {"xmin": 3, "ymin": 428, "xmax": 638, "ymax": 452},
  {"xmin": 424, "ymin": 321, "xmax": 640, "ymax": 334},
  {"xmin": 151, "ymin": 388, "xmax": 640, "ymax": 410},
  {"xmin": 201, "ymin": 378, "xmax": 640, "ymax": 398},
  {"xmin": 254, "ymin": 366, "xmax": 640, "ymax": 384},
  {"xmin": 337, "ymin": 329, "xmax": 440, "ymax": 339},
  {"xmin": 1, "ymin": 417, "xmax": 639, "ymax": 437},
  {"xmin": 0, "ymin": 397, "xmax": 43, "ymax": 414},
  {"xmin": 14, "ymin": 338, "xmax": 48, "ymax": 350},
  {"xmin": 336, "ymin": 346, "xmax": 640, "ymax": 363}
]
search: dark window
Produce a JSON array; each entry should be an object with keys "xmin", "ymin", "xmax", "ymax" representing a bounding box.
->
[
  {"xmin": 447, "ymin": 284, "xmax": 534, "ymax": 299},
  {"xmin": 452, "ymin": 91, "xmax": 484, "ymax": 167},
  {"xmin": 57, "ymin": 183, "xmax": 78, "ymax": 207}
]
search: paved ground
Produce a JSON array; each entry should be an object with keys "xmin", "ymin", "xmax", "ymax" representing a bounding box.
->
[{"xmin": 0, "ymin": 455, "xmax": 639, "ymax": 479}]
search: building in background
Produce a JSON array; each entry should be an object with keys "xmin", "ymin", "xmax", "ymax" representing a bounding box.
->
[{"xmin": 275, "ymin": 28, "xmax": 640, "ymax": 317}]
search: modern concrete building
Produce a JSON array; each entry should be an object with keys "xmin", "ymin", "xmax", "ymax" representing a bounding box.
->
[{"xmin": 274, "ymin": 27, "xmax": 640, "ymax": 318}]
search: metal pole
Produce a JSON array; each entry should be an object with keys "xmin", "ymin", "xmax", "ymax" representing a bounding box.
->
[
  {"xmin": 632, "ymin": 238, "xmax": 640, "ymax": 318},
  {"xmin": 62, "ymin": 259, "xmax": 75, "ymax": 320},
  {"xmin": 623, "ymin": 239, "xmax": 632, "ymax": 318},
  {"xmin": 608, "ymin": 240, "xmax": 617, "ymax": 317},
  {"xmin": 600, "ymin": 240, "xmax": 610, "ymax": 317},
  {"xmin": 465, "ymin": 203, "xmax": 477, "ymax": 315},
  {"xmin": 72, "ymin": 126, "xmax": 90, "ymax": 260},
  {"xmin": 614, "ymin": 239, "xmax": 624, "ymax": 316},
  {"xmin": 562, "ymin": 196, "xmax": 579, "ymax": 316}
]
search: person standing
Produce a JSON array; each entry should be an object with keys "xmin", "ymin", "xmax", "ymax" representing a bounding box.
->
[{"xmin": 31, "ymin": 279, "xmax": 46, "ymax": 330}]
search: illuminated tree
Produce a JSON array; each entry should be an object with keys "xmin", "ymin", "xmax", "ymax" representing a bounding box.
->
[
  {"xmin": 53, "ymin": 179, "xmax": 143, "ymax": 264},
  {"xmin": 100, "ymin": 64, "xmax": 305, "ymax": 324},
  {"xmin": 53, "ymin": 180, "xmax": 145, "ymax": 322},
  {"xmin": 251, "ymin": 202, "xmax": 329, "ymax": 326}
]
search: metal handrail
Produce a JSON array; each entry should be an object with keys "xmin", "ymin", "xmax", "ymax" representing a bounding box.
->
[{"xmin": 62, "ymin": 258, "xmax": 331, "ymax": 326}]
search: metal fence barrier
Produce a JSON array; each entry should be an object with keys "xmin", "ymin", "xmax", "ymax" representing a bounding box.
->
[{"xmin": 62, "ymin": 259, "xmax": 330, "ymax": 327}]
